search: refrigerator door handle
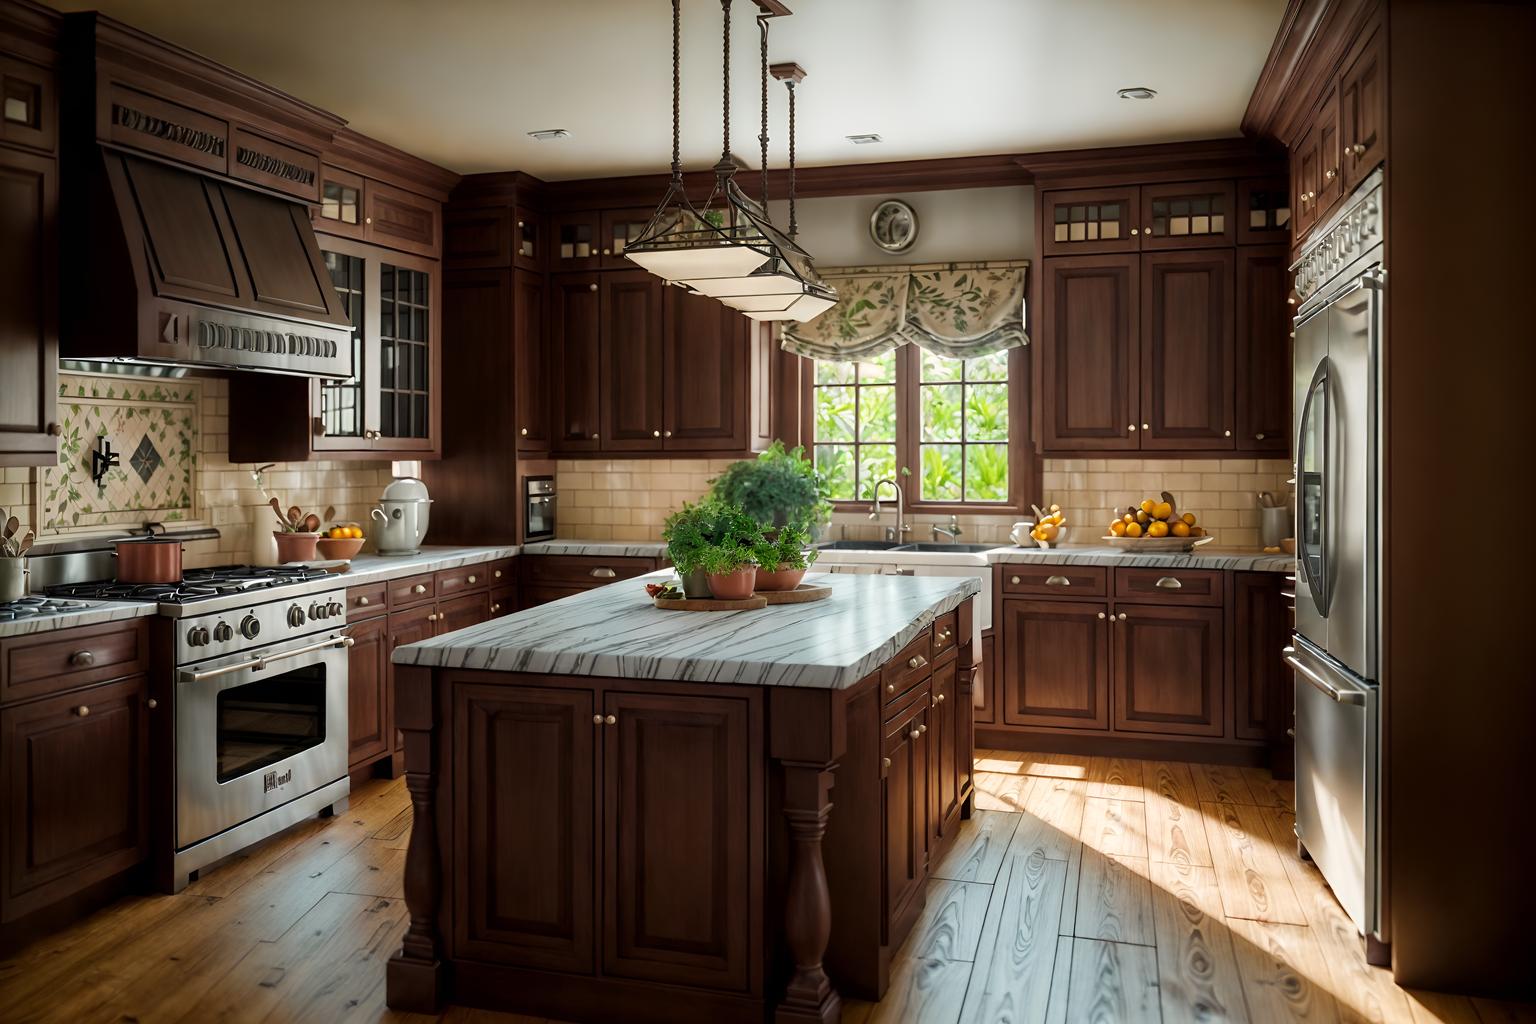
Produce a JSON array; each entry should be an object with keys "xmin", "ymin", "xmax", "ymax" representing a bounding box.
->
[
  {"xmin": 1283, "ymin": 648, "xmax": 1367, "ymax": 706},
  {"xmin": 1297, "ymin": 357, "xmax": 1332, "ymax": 614}
]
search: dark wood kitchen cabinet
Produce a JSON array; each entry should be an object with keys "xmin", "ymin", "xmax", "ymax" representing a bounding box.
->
[
  {"xmin": 598, "ymin": 270, "xmax": 665, "ymax": 451},
  {"xmin": 1232, "ymin": 572, "xmax": 1285, "ymax": 743},
  {"xmin": 1338, "ymin": 22, "xmax": 1384, "ymax": 194},
  {"xmin": 344, "ymin": 612, "xmax": 391, "ymax": 771},
  {"xmin": 1112, "ymin": 604, "xmax": 1224, "ymax": 737},
  {"xmin": 665, "ymin": 285, "xmax": 769, "ymax": 452},
  {"xmin": 599, "ymin": 207, "xmax": 656, "ymax": 270},
  {"xmin": 317, "ymin": 167, "xmax": 439, "ymax": 256},
  {"xmin": 0, "ymin": 143, "xmax": 56, "ymax": 466},
  {"xmin": 929, "ymin": 656, "xmax": 961, "ymax": 842},
  {"xmin": 551, "ymin": 210, "xmax": 603, "ymax": 271},
  {"xmin": 1235, "ymin": 246, "xmax": 1291, "ymax": 453},
  {"xmin": 514, "ymin": 269, "xmax": 550, "ymax": 453},
  {"xmin": 999, "ymin": 597, "xmax": 1111, "ymax": 730},
  {"xmin": 1041, "ymin": 185, "xmax": 1141, "ymax": 256},
  {"xmin": 446, "ymin": 679, "xmax": 757, "ymax": 992},
  {"xmin": 551, "ymin": 273, "xmax": 603, "ymax": 452},
  {"xmin": 882, "ymin": 691, "xmax": 930, "ymax": 943},
  {"xmin": 1140, "ymin": 249, "xmax": 1235, "ymax": 449},
  {"xmin": 1038, "ymin": 254, "xmax": 1139, "ymax": 451},
  {"xmin": 1139, "ymin": 180, "xmax": 1236, "ymax": 251}
]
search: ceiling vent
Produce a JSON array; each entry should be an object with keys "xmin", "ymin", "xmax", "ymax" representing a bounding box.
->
[
  {"xmin": 846, "ymin": 133, "xmax": 883, "ymax": 145},
  {"xmin": 1116, "ymin": 87, "xmax": 1157, "ymax": 100},
  {"xmin": 527, "ymin": 128, "xmax": 571, "ymax": 141}
]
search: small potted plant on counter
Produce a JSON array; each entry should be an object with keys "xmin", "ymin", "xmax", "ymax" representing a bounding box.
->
[
  {"xmin": 752, "ymin": 521, "xmax": 818, "ymax": 591},
  {"xmin": 663, "ymin": 498, "xmax": 725, "ymax": 598},
  {"xmin": 709, "ymin": 440, "xmax": 831, "ymax": 537},
  {"xmin": 269, "ymin": 499, "xmax": 333, "ymax": 563},
  {"xmin": 695, "ymin": 503, "xmax": 766, "ymax": 600}
]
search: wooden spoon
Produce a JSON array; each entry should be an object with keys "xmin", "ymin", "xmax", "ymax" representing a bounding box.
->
[
  {"xmin": 287, "ymin": 506, "xmax": 302, "ymax": 525},
  {"xmin": 2, "ymin": 515, "xmax": 17, "ymax": 541},
  {"xmin": 17, "ymin": 533, "xmax": 33, "ymax": 556},
  {"xmin": 302, "ymin": 513, "xmax": 320, "ymax": 533}
]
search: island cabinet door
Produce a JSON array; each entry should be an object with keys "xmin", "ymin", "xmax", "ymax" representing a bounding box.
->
[
  {"xmin": 451, "ymin": 683, "xmax": 595, "ymax": 974},
  {"xmin": 930, "ymin": 658, "xmax": 960, "ymax": 842},
  {"xmin": 1112, "ymin": 604, "xmax": 1225, "ymax": 737},
  {"xmin": 882, "ymin": 698, "xmax": 930, "ymax": 941},
  {"xmin": 602, "ymin": 690, "xmax": 753, "ymax": 993},
  {"xmin": 999, "ymin": 599, "xmax": 1111, "ymax": 730}
]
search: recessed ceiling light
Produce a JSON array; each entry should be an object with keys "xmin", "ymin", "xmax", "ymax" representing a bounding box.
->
[
  {"xmin": 1116, "ymin": 87, "xmax": 1157, "ymax": 100},
  {"xmin": 527, "ymin": 128, "xmax": 571, "ymax": 141},
  {"xmin": 846, "ymin": 133, "xmax": 883, "ymax": 145}
]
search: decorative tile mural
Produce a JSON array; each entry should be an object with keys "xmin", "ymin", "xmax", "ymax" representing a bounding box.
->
[{"xmin": 38, "ymin": 375, "xmax": 200, "ymax": 531}]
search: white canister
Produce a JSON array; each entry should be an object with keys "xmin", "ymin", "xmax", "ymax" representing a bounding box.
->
[{"xmin": 0, "ymin": 559, "xmax": 26, "ymax": 603}]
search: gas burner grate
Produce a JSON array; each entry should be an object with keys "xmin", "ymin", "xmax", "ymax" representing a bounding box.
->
[
  {"xmin": 45, "ymin": 564, "xmax": 334, "ymax": 605},
  {"xmin": 0, "ymin": 596, "xmax": 97, "ymax": 621}
]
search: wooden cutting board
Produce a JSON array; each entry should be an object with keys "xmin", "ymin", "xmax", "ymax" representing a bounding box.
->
[{"xmin": 760, "ymin": 583, "xmax": 832, "ymax": 605}]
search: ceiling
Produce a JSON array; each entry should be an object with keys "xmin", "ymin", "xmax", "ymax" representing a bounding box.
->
[{"xmin": 45, "ymin": 0, "xmax": 1287, "ymax": 180}]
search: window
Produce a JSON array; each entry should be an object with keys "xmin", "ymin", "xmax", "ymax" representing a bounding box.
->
[{"xmin": 811, "ymin": 347, "xmax": 1021, "ymax": 508}]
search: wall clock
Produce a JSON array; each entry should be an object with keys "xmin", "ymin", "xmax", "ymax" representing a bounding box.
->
[{"xmin": 869, "ymin": 199, "xmax": 919, "ymax": 253}]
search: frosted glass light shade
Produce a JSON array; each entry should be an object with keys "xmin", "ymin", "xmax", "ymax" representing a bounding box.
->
[
  {"xmin": 625, "ymin": 244, "xmax": 769, "ymax": 282},
  {"xmin": 680, "ymin": 267, "xmax": 801, "ymax": 299},
  {"xmin": 745, "ymin": 290, "xmax": 838, "ymax": 322}
]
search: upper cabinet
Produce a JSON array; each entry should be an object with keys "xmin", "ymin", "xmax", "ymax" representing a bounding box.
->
[
  {"xmin": 0, "ymin": 28, "xmax": 58, "ymax": 467},
  {"xmin": 551, "ymin": 211, "xmax": 603, "ymax": 272},
  {"xmin": 1036, "ymin": 167, "xmax": 1292, "ymax": 457},
  {"xmin": 1338, "ymin": 23, "xmax": 1384, "ymax": 194},
  {"xmin": 316, "ymin": 166, "xmax": 440, "ymax": 258},
  {"xmin": 599, "ymin": 207, "xmax": 655, "ymax": 270}
]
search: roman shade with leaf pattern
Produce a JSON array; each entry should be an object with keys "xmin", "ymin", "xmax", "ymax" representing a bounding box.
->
[{"xmin": 780, "ymin": 260, "xmax": 1028, "ymax": 362}]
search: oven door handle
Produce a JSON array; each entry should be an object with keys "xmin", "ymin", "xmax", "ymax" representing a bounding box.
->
[{"xmin": 181, "ymin": 634, "xmax": 354, "ymax": 683}]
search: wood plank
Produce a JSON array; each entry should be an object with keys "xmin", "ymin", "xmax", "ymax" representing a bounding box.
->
[
  {"xmin": 1240, "ymin": 766, "xmax": 1295, "ymax": 810},
  {"xmin": 1087, "ymin": 755, "xmax": 1147, "ymax": 801},
  {"xmin": 1044, "ymin": 935, "xmax": 1073, "ymax": 1024},
  {"xmin": 371, "ymin": 804, "xmax": 413, "ymax": 850},
  {"xmin": 1074, "ymin": 851, "xmax": 1154, "ymax": 946},
  {"xmin": 1405, "ymin": 990, "xmax": 1482, "ymax": 1024},
  {"xmin": 1149, "ymin": 859, "xmax": 1250, "ymax": 1023},
  {"xmin": 841, "ymin": 999, "xmax": 876, "ymax": 1024},
  {"xmin": 1008, "ymin": 776, "xmax": 1087, "ymax": 862},
  {"xmin": 1063, "ymin": 938, "xmax": 1162, "ymax": 1024},
  {"xmin": 1080, "ymin": 797, "xmax": 1150, "ymax": 858},
  {"xmin": 1228, "ymin": 918, "xmax": 1343, "ymax": 1023},
  {"xmin": 1059, "ymin": 838, "xmax": 1082, "ymax": 938},
  {"xmin": 1470, "ymin": 999, "xmax": 1536, "ymax": 1024},
  {"xmin": 1203, "ymin": 801, "xmax": 1306, "ymax": 924},
  {"xmin": 907, "ymin": 879, "xmax": 994, "ymax": 963},
  {"xmin": 974, "ymin": 749, "xmax": 1031, "ymax": 774},
  {"xmin": 931, "ymin": 810, "xmax": 1020, "ymax": 883},
  {"xmin": 958, "ymin": 850, "xmax": 1069, "ymax": 1024},
  {"xmin": 1012, "ymin": 751, "xmax": 1094, "ymax": 780},
  {"xmin": 175, "ymin": 892, "xmax": 407, "ymax": 1023},
  {"xmin": 974, "ymin": 770, "xmax": 1033, "ymax": 812},
  {"xmin": 1191, "ymin": 764, "xmax": 1258, "ymax": 806},
  {"xmin": 868, "ymin": 955, "xmax": 971, "ymax": 1024},
  {"xmin": 1144, "ymin": 762, "xmax": 1214, "ymax": 868}
]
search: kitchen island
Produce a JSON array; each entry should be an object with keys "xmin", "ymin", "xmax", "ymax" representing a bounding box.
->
[{"xmin": 384, "ymin": 572, "xmax": 979, "ymax": 1023}]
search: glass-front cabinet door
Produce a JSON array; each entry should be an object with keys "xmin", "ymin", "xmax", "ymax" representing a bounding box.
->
[
  {"xmin": 1139, "ymin": 181, "xmax": 1236, "ymax": 250},
  {"xmin": 312, "ymin": 236, "xmax": 437, "ymax": 453},
  {"xmin": 1042, "ymin": 186, "xmax": 1141, "ymax": 257},
  {"xmin": 601, "ymin": 207, "xmax": 657, "ymax": 269}
]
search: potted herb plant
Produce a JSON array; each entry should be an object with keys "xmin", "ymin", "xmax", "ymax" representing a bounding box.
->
[
  {"xmin": 752, "ymin": 521, "xmax": 818, "ymax": 591},
  {"xmin": 663, "ymin": 498, "xmax": 726, "ymax": 598},
  {"xmin": 690, "ymin": 502, "xmax": 766, "ymax": 600},
  {"xmin": 709, "ymin": 440, "xmax": 832, "ymax": 536},
  {"xmin": 269, "ymin": 499, "xmax": 334, "ymax": 563}
]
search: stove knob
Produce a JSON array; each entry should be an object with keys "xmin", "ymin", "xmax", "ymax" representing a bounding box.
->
[
  {"xmin": 213, "ymin": 622, "xmax": 233, "ymax": 642},
  {"xmin": 327, "ymin": 601, "xmax": 343, "ymax": 617},
  {"xmin": 186, "ymin": 626, "xmax": 210, "ymax": 646},
  {"xmin": 287, "ymin": 605, "xmax": 306, "ymax": 628},
  {"xmin": 240, "ymin": 615, "xmax": 261, "ymax": 639},
  {"xmin": 309, "ymin": 602, "xmax": 325, "ymax": 620}
]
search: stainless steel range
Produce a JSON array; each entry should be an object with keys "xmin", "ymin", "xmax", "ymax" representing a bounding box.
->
[{"xmin": 46, "ymin": 563, "xmax": 354, "ymax": 891}]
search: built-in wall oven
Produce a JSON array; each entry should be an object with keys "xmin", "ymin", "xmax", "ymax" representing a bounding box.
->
[
  {"xmin": 170, "ymin": 589, "xmax": 353, "ymax": 890},
  {"xmin": 525, "ymin": 476, "xmax": 556, "ymax": 541},
  {"xmin": 1284, "ymin": 168, "xmax": 1387, "ymax": 961}
]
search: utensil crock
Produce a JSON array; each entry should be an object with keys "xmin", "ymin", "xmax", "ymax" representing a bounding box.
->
[
  {"xmin": 272, "ymin": 532, "xmax": 320, "ymax": 562},
  {"xmin": 0, "ymin": 559, "xmax": 25, "ymax": 603}
]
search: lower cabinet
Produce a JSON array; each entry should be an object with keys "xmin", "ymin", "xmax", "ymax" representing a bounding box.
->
[
  {"xmin": 1112, "ymin": 604, "xmax": 1224, "ymax": 736},
  {"xmin": 882, "ymin": 695, "xmax": 929, "ymax": 937},
  {"xmin": 930, "ymin": 657, "xmax": 960, "ymax": 841},
  {"xmin": 450, "ymin": 680, "xmax": 756, "ymax": 993},
  {"xmin": 999, "ymin": 598, "xmax": 1111, "ymax": 729},
  {"xmin": 344, "ymin": 614, "xmax": 392, "ymax": 770},
  {"xmin": 519, "ymin": 555, "xmax": 665, "ymax": 609},
  {"xmin": 973, "ymin": 630, "xmax": 995, "ymax": 725},
  {"xmin": 1, "ymin": 673, "xmax": 149, "ymax": 923}
]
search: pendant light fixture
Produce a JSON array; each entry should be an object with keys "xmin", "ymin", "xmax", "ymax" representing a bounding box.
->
[
  {"xmin": 624, "ymin": 0, "xmax": 772, "ymax": 284},
  {"xmin": 680, "ymin": 16, "xmax": 837, "ymax": 325}
]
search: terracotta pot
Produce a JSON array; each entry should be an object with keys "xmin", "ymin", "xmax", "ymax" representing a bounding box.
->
[
  {"xmin": 753, "ymin": 565, "xmax": 806, "ymax": 591},
  {"xmin": 273, "ymin": 531, "xmax": 320, "ymax": 563},
  {"xmin": 680, "ymin": 568, "xmax": 712, "ymax": 599},
  {"xmin": 114, "ymin": 537, "xmax": 183, "ymax": 584},
  {"xmin": 706, "ymin": 567, "xmax": 757, "ymax": 601}
]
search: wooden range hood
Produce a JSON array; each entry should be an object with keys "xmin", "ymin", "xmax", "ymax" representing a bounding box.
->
[{"xmin": 57, "ymin": 12, "xmax": 354, "ymax": 379}]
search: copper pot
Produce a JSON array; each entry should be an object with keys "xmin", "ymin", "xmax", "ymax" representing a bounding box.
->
[{"xmin": 114, "ymin": 537, "xmax": 183, "ymax": 584}]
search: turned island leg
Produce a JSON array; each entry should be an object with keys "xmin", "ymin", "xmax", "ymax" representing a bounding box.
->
[
  {"xmin": 387, "ymin": 666, "xmax": 444, "ymax": 1012},
  {"xmin": 778, "ymin": 761, "xmax": 841, "ymax": 1024}
]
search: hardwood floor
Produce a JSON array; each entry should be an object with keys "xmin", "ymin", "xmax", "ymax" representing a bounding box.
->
[{"xmin": 0, "ymin": 753, "xmax": 1530, "ymax": 1024}]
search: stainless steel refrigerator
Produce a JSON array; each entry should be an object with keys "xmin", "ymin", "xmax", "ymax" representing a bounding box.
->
[{"xmin": 1284, "ymin": 169, "xmax": 1387, "ymax": 961}]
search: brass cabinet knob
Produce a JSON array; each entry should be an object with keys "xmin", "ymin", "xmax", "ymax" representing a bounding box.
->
[
  {"xmin": 47, "ymin": 422, "xmax": 61, "ymax": 436},
  {"xmin": 1256, "ymin": 432, "xmax": 1266, "ymax": 440},
  {"xmin": 427, "ymin": 613, "xmax": 439, "ymax": 622},
  {"xmin": 1352, "ymin": 142, "xmax": 1366, "ymax": 155},
  {"xmin": 1098, "ymin": 612, "xmax": 1106, "ymax": 620},
  {"xmin": 588, "ymin": 283, "xmax": 598, "ymax": 292},
  {"xmin": 147, "ymin": 698, "xmax": 158, "ymax": 709},
  {"xmin": 909, "ymin": 726, "xmax": 921, "ymax": 739},
  {"xmin": 605, "ymin": 714, "xmax": 617, "ymax": 726},
  {"xmin": 1128, "ymin": 424, "xmax": 1137, "ymax": 432},
  {"xmin": 591, "ymin": 433, "xmax": 600, "ymax": 440},
  {"xmin": 468, "ymin": 575, "xmax": 478, "ymax": 584},
  {"xmin": 1142, "ymin": 423, "xmax": 1150, "ymax": 430},
  {"xmin": 1224, "ymin": 429, "xmax": 1232, "ymax": 437},
  {"xmin": 593, "ymin": 714, "xmax": 604, "ymax": 725},
  {"xmin": 520, "ymin": 427, "xmax": 529, "ymax": 436},
  {"xmin": 602, "ymin": 248, "xmax": 611, "ymax": 255},
  {"xmin": 491, "ymin": 603, "xmax": 501, "ymax": 613},
  {"xmin": 69, "ymin": 650, "xmax": 95, "ymax": 666},
  {"xmin": 886, "ymin": 682, "xmax": 895, "ymax": 693},
  {"xmin": 918, "ymin": 723, "xmax": 927, "ymax": 734},
  {"xmin": 74, "ymin": 705, "xmax": 90, "ymax": 717},
  {"xmin": 1117, "ymin": 612, "xmax": 1127, "ymax": 621},
  {"xmin": 1325, "ymin": 168, "xmax": 1337, "ymax": 181},
  {"xmin": 652, "ymin": 430, "xmax": 661, "ymax": 438},
  {"xmin": 1130, "ymin": 227, "xmax": 1139, "ymax": 235},
  {"xmin": 413, "ymin": 584, "xmax": 427, "ymax": 594},
  {"xmin": 936, "ymin": 693, "xmax": 946, "ymax": 704},
  {"xmin": 1010, "ymin": 576, "xmax": 1021, "ymax": 585},
  {"xmin": 358, "ymin": 596, "xmax": 370, "ymax": 605},
  {"xmin": 494, "ymin": 570, "xmax": 503, "ymax": 578},
  {"xmin": 882, "ymin": 757, "xmax": 891, "ymax": 770},
  {"xmin": 664, "ymin": 430, "xmax": 672, "ymax": 438}
]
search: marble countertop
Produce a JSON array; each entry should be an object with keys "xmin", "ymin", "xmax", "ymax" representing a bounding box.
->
[
  {"xmin": 0, "ymin": 599, "xmax": 159, "ymax": 639},
  {"xmin": 393, "ymin": 570, "xmax": 980, "ymax": 690},
  {"xmin": 339, "ymin": 546, "xmax": 522, "ymax": 585},
  {"xmin": 984, "ymin": 544, "xmax": 1294, "ymax": 573},
  {"xmin": 519, "ymin": 540, "xmax": 669, "ymax": 558}
]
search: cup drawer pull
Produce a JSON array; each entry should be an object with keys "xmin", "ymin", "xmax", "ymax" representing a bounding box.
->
[
  {"xmin": 1045, "ymin": 575, "xmax": 1071, "ymax": 587},
  {"xmin": 1154, "ymin": 576, "xmax": 1183, "ymax": 590},
  {"xmin": 69, "ymin": 650, "xmax": 96, "ymax": 667},
  {"xmin": 907, "ymin": 655, "xmax": 927, "ymax": 670},
  {"xmin": 590, "ymin": 567, "xmax": 617, "ymax": 578}
]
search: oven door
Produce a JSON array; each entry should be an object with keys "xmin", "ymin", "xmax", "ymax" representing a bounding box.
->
[
  {"xmin": 526, "ymin": 493, "xmax": 556, "ymax": 540},
  {"xmin": 175, "ymin": 632, "xmax": 352, "ymax": 849}
]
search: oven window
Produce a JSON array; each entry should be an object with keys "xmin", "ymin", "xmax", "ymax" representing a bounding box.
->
[{"xmin": 216, "ymin": 665, "xmax": 327, "ymax": 783}]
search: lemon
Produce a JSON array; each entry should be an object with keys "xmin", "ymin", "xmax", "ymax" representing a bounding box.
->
[
  {"xmin": 1171, "ymin": 521, "xmax": 1191, "ymax": 537},
  {"xmin": 1153, "ymin": 501, "xmax": 1173, "ymax": 521},
  {"xmin": 1181, "ymin": 512, "xmax": 1197, "ymax": 526},
  {"xmin": 1125, "ymin": 521, "xmax": 1143, "ymax": 538},
  {"xmin": 1110, "ymin": 520, "xmax": 1127, "ymax": 536},
  {"xmin": 1140, "ymin": 499, "xmax": 1156, "ymax": 514},
  {"xmin": 1147, "ymin": 521, "xmax": 1170, "ymax": 538},
  {"xmin": 1136, "ymin": 509, "xmax": 1150, "ymax": 524}
]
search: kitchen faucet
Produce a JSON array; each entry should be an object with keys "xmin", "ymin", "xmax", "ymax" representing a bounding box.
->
[
  {"xmin": 932, "ymin": 514, "xmax": 962, "ymax": 543},
  {"xmin": 869, "ymin": 479, "xmax": 910, "ymax": 542}
]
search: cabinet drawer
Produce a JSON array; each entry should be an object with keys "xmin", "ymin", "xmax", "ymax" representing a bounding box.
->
[
  {"xmin": 931, "ymin": 610, "xmax": 960, "ymax": 660},
  {"xmin": 346, "ymin": 582, "xmax": 388, "ymax": 618},
  {"xmin": 524, "ymin": 555, "xmax": 657, "ymax": 587},
  {"xmin": 389, "ymin": 572, "xmax": 437, "ymax": 608},
  {"xmin": 489, "ymin": 585, "xmax": 516, "ymax": 618},
  {"xmin": 486, "ymin": 558, "xmax": 516, "ymax": 587},
  {"xmin": 436, "ymin": 563, "xmax": 490, "ymax": 597},
  {"xmin": 882, "ymin": 629, "xmax": 933, "ymax": 711},
  {"xmin": 1114, "ymin": 567, "xmax": 1224, "ymax": 606},
  {"xmin": 999, "ymin": 565, "xmax": 1108, "ymax": 598},
  {"xmin": 1, "ymin": 619, "xmax": 150, "ymax": 705}
]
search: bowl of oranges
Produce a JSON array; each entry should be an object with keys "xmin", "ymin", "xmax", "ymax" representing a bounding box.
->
[
  {"xmin": 1020, "ymin": 505, "xmax": 1069, "ymax": 548},
  {"xmin": 1104, "ymin": 492, "xmax": 1213, "ymax": 552},
  {"xmin": 316, "ymin": 523, "xmax": 366, "ymax": 560}
]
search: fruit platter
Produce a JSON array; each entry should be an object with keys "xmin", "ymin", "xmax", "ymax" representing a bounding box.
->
[{"xmin": 1103, "ymin": 491, "xmax": 1214, "ymax": 552}]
